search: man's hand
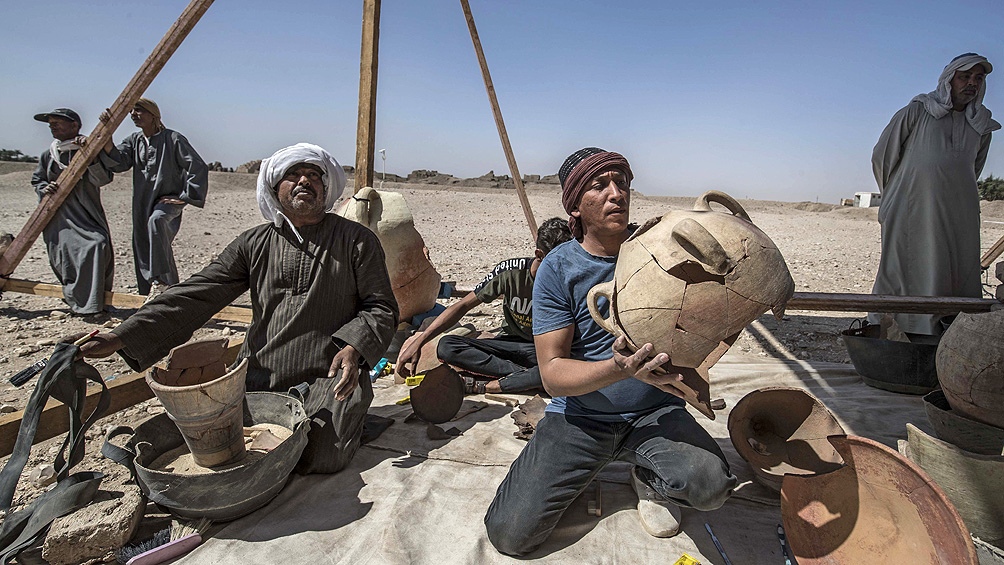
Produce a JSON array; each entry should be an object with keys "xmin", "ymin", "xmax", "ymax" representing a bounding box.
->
[
  {"xmin": 395, "ymin": 333, "xmax": 425, "ymax": 377},
  {"xmin": 64, "ymin": 332, "xmax": 123, "ymax": 360},
  {"xmin": 329, "ymin": 344, "xmax": 362, "ymax": 401},
  {"xmin": 158, "ymin": 197, "xmax": 186, "ymax": 205},
  {"xmin": 99, "ymin": 110, "xmax": 111, "ymax": 123},
  {"xmin": 612, "ymin": 336, "xmax": 685, "ymax": 398},
  {"xmin": 41, "ymin": 182, "xmax": 58, "ymax": 196}
]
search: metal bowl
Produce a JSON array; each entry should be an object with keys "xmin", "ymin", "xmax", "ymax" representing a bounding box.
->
[
  {"xmin": 103, "ymin": 391, "xmax": 309, "ymax": 521},
  {"xmin": 840, "ymin": 323, "xmax": 938, "ymax": 395}
]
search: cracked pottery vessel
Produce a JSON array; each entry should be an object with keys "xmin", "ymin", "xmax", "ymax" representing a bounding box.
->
[
  {"xmin": 728, "ymin": 387, "xmax": 846, "ymax": 492},
  {"xmin": 337, "ymin": 187, "xmax": 442, "ymax": 321},
  {"xmin": 146, "ymin": 338, "xmax": 248, "ymax": 467},
  {"xmin": 936, "ymin": 310, "xmax": 1004, "ymax": 429},
  {"xmin": 588, "ymin": 190, "xmax": 794, "ymax": 418}
]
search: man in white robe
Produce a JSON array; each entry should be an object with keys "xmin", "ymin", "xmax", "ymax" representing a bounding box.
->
[{"xmin": 871, "ymin": 53, "xmax": 999, "ymax": 336}]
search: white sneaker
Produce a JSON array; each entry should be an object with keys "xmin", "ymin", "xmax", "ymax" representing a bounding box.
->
[{"xmin": 630, "ymin": 466, "xmax": 681, "ymax": 538}]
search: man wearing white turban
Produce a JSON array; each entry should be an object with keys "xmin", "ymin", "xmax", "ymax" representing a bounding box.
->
[
  {"xmin": 75, "ymin": 143, "xmax": 398, "ymax": 473},
  {"xmin": 870, "ymin": 53, "xmax": 999, "ymax": 336}
]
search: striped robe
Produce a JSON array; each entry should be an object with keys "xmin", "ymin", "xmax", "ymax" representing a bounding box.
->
[{"xmin": 113, "ymin": 213, "xmax": 398, "ymax": 392}]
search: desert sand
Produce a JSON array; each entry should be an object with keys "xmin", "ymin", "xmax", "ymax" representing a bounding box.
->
[{"xmin": 1, "ymin": 161, "xmax": 1003, "ymax": 511}]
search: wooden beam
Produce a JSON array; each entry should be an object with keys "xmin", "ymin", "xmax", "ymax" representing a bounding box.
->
[
  {"xmin": 0, "ymin": 0, "xmax": 215, "ymax": 285},
  {"xmin": 459, "ymin": 0, "xmax": 538, "ymax": 241},
  {"xmin": 982, "ymin": 233, "xmax": 1004, "ymax": 269},
  {"xmin": 354, "ymin": 0, "xmax": 381, "ymax": 193},
  {"xmin": 2, "ymin": 278, "xmax": 252, "ymax": 324},
  {"xmin": 0, "ymin": 338, "xmax": 243, "ymax": 458},
  {"xmin": 786, "ymin": 292, "xmax": 999, "ymax": 314}
]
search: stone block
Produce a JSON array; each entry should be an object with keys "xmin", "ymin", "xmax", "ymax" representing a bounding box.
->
[{"xmin": 42, "ymin": 484, "xmax": 144, "ymax": 565}]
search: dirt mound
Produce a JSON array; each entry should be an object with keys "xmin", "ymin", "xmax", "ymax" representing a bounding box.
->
[
  {"xmin": 791, "ymin": 201, "xmax": 840, "ymax": 213},
  {"xmin": 830, "ymin": 206, "xmax": 879, "ymax": 220},
  {"xmin": 981, "ymin": 200, "xmax": 1004, "ymax": 221},
  {"xmin": 0, "ymin": 162, "xmax": 36, "ymax": 176}
]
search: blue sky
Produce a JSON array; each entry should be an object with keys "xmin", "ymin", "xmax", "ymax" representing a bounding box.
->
[{"xmin": 1, "ymin": 0, "xmax": 1001, "ymax": 202}]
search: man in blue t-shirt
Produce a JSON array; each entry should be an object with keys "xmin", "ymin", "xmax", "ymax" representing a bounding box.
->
[
  {"xmin": 397, "ymin": 218, "xmax": 572, "ymax": 395},
  {"xmin": 484, "ymin": 148, "xmax": 738, "ymax": 556}
]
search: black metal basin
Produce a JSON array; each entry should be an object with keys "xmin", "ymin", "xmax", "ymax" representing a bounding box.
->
[{"xmin": 841, "ymin": 323, "xmax": 938, "ymax": 395}]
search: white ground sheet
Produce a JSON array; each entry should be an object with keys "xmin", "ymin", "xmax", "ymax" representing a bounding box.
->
[{"xmin": 177, "ymin": 353, "xmax": 933, "ymax": 564}]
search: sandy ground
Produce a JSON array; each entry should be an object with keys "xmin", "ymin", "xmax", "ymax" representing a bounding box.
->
[{"xmin": 1, "ymin": 162, "xmax": 1003, "ymax": 519}]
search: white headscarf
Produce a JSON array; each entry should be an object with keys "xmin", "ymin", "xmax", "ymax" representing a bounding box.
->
[
  {"xmin": 256, "ymin": 143, "xmax": 347, "ymax": 243},
  {"xmin": 49, "ymin": 135, "xmax": 86, "ymax": 171},
  {"xmin": 912, "ymin": 53, "xmax": 1000, "ymax": 135}
]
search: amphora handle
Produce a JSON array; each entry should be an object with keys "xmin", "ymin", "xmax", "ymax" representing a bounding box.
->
[
  {"xmin": 587, "ymin": 280, "xmax": 619, "ymax": 335},
  {"xmin": 694, "ymin": 190, "xmax": 751, "ymax": 222}
]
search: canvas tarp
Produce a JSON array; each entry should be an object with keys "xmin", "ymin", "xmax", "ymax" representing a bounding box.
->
[{"xmin": 176, "ymin": 352, "xmax": 934, "ymax": 564}]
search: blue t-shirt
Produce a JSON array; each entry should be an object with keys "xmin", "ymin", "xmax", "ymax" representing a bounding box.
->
[{"xmin": 532, "ymin": 239, "xmax": 683, "ymax": 421}]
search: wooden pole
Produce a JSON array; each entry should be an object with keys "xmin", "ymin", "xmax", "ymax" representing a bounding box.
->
[
  {"xmin": 354, "ymin": 0, "xmax": 381, "ymax": 193},
  {"xmin": 459, "ymin": 0, "xmax": 538, "ymax": 241},
  {"xmin": 981, "ymin": 233, "xmax": 1004, "ymax": 269},
  {"xmin": 0, "ymin": 0, "xmax": 215, "ymax": 285},
  {"xmin": 786, "ymin": 292, "xmax": 998, "ymax": 314},
  {"xmin": 2, "ymin": 278, "xmax": 252, "ymax": 324}
]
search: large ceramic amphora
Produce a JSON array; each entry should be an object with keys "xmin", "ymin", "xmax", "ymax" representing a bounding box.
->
[
  {"xmin": 587, "ymin": 190, "xmax": 794, "ymax": 418},
  {"xmin": 336, "ymin": 187, "xmax": 442, "ymax": 321}
]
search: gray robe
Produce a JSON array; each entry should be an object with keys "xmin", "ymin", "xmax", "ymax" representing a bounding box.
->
[
  {"xmin": 109, "ymin": 129, "xmax": 209, "ymax": 294},
  {"xmin": 112, "ymin": 213, "xmax": 398, "ymax": 392},
  {"xmin": 871, "ymin": 100, "xmax": 993, "ymax": 334},
  {"xmin": 31, "ymin": 149, "xmax": 116, "ymax": 314}
]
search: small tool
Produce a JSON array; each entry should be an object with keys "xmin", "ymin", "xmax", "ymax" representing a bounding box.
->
[
  {"xmin": 404, "ymin": 374, "xmax": 425, "ymax": 386},
  {"xmin": 705, "ymin": 522, "xmax": 732, "ymax": 565},
  {"xmin": 777, "ymin": 523, "xmax": 795, "ymax": 565},
  {"xmin": 9, "ymin": 329, "xmax": 99, "ymax": 387},
  {"xmin": 672, "ymin": 554, "xmax": 702, "ymax": 565}
]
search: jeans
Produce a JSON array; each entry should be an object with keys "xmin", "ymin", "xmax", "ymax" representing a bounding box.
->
[
  {"xmin": 484, "ymin": 403, "xmax": 738, "ymax": 556},
  {"xmin": 437, "ymin": 334, "xmax": 542, "ymax": 393}
]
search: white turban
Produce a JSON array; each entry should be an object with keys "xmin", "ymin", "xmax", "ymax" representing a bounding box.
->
[
  {"xmin": 912, "ymin": 53, "xmax": 1000, "ymax": 135},
  {"xmin": 256, "ymin": 142, "xmax": 347, "ymax": 242}
]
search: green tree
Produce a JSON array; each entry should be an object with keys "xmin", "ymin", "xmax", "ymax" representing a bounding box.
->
[
  {"xmin": 0, "ymin": 149, "xmax": 38, "ymax": 163},
  {"xmin": 979, "ymin": 175, "xmax": 1004, "ymax": 201}
]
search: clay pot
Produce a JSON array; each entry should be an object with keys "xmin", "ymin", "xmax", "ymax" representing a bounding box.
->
[
  {"xmin": 924, "ymin": 390, "xmax": 1004, "ymax": 456},
  {"xmin": 937, "ymin": 311, "xmax": 1004, "ymax": 428},
  {"xmin": 146, "ymin": 338, "xmax": 248, "ymax": 468},
  {"xmin": 588, "ymin": 190, "xmax": 794, "ymax": 417},
  {"xmin": 781, "ymin": 435, "xmax": 977, "ymax": 564},
  {"xmin": 336, "ymin": 187, "xmax": 442, "ymax": 322},
  {"xmin": 727, "ymin": 387, "xmax": 845, "ymax": 492},
  {"xmin": 900, "ymin": 424, "xmax": 1004, "ymax": 548}
]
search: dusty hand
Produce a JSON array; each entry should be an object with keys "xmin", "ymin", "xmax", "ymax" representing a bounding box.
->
[
  {"xmin": 65, "ymin": 332, "xmax": 123, "ymax": 359},
  {"xmin": 158, "ymin": 197, "xmax": 186, "ymax": 205},
  {"xmin": 395, "ymin": 333, "xmax": 425, "ymax": 377},
  {"xmin": 328, "ymin": 345, "xmax": 362, "ymax": 401},
  {"xmin": 612, "ymin": 336, "xmax": 685, "ymax": 398},
  {"xmin": 41, "ymin": 182, "xmax": 59, "ymax": 196},
  {"xmin": 99, "ymin": 109, "xmax": 111, "ymax": 123}
]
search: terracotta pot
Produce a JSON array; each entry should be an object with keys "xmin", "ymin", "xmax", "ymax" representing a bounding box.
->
[
  {"xmin": 588, "ymin": 190, "xmax": 794, "ymax": 417},
  {"xmin": 781, "ymin": 435, "xmax": 977, "ymax": 564},
  {"xmin": 336, "ymin": 187, "xmax": 442, "ymax": 321},
  {"xmin": 937, "ymin": 311, "xmax": 1004, "ymax": 428},
  {"xmin": 146, "ymin": 339, "xmax": 248, "ymax": 468},
  {"xmin": 727, "ymin": 387, "xmax": 845, "ymax": 492}
]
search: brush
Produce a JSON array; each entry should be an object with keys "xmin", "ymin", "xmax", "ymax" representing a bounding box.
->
[{"xmin": 116, "ymin": 518, "xmax": 211, "ymax": 565}]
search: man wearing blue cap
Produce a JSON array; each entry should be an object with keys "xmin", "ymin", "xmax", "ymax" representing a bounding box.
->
[{"xmin": 31, "ymin": 108, "xmax": 117, "ymax": 315}]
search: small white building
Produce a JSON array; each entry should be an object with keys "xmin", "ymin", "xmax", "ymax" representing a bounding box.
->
[{"xmin": 853, "ymin": 192, "xmax": 882, "ymax": 207}]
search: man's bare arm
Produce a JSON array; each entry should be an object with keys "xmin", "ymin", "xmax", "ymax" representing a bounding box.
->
[
  {"xmin": 396, "ymin": 292, "xmax": 482, "ymax": 376},
  {"xmin": 536, "ymin": 326, "xmax": 684, "ymax": 397}
]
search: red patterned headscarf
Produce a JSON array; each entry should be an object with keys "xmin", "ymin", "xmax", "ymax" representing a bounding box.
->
[{"xmin": 559, "ymin": 147, "xmax": 633, "ymax": 239}]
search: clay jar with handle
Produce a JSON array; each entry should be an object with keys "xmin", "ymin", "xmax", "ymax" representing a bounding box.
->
[{"xmin": 588, "ymin": 190, "xmax": 794, "ymax": 418}]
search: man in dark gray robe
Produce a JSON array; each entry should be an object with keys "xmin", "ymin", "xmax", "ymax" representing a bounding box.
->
[
  {"xmin": 78, "ymin": 143, "xmax": 397, "ymax": 472},
  {"xmin": 870, "ymin": 53, "xmax": 998, "ymax": 336},
  {"xmin": 105, "ymin": 98, "xmax": 209, "ymax": 296},
  {"xmin": 31, "ymin": 108, "xmax": 116, "ymax": 315}
]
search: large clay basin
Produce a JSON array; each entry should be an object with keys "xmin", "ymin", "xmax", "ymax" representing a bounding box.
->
[{"xmin": 937, "ymin": 310, "xmax": 1004, "ymax": 428}]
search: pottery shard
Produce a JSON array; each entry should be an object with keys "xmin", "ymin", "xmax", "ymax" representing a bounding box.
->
[
  {"xmin": 177, "ymin": 366, "xmax": 204, "ymax": 387},
  {"xmin": 201, "ymin": 360, "xmax": 228, "ymax": 381},
  {"xmin": 166, "ymin": 338, "xmax": 229, "ymax": 370},
  {"xmin": 42, "ymin": 485, "xmax": 144, "ymax": 565}
]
